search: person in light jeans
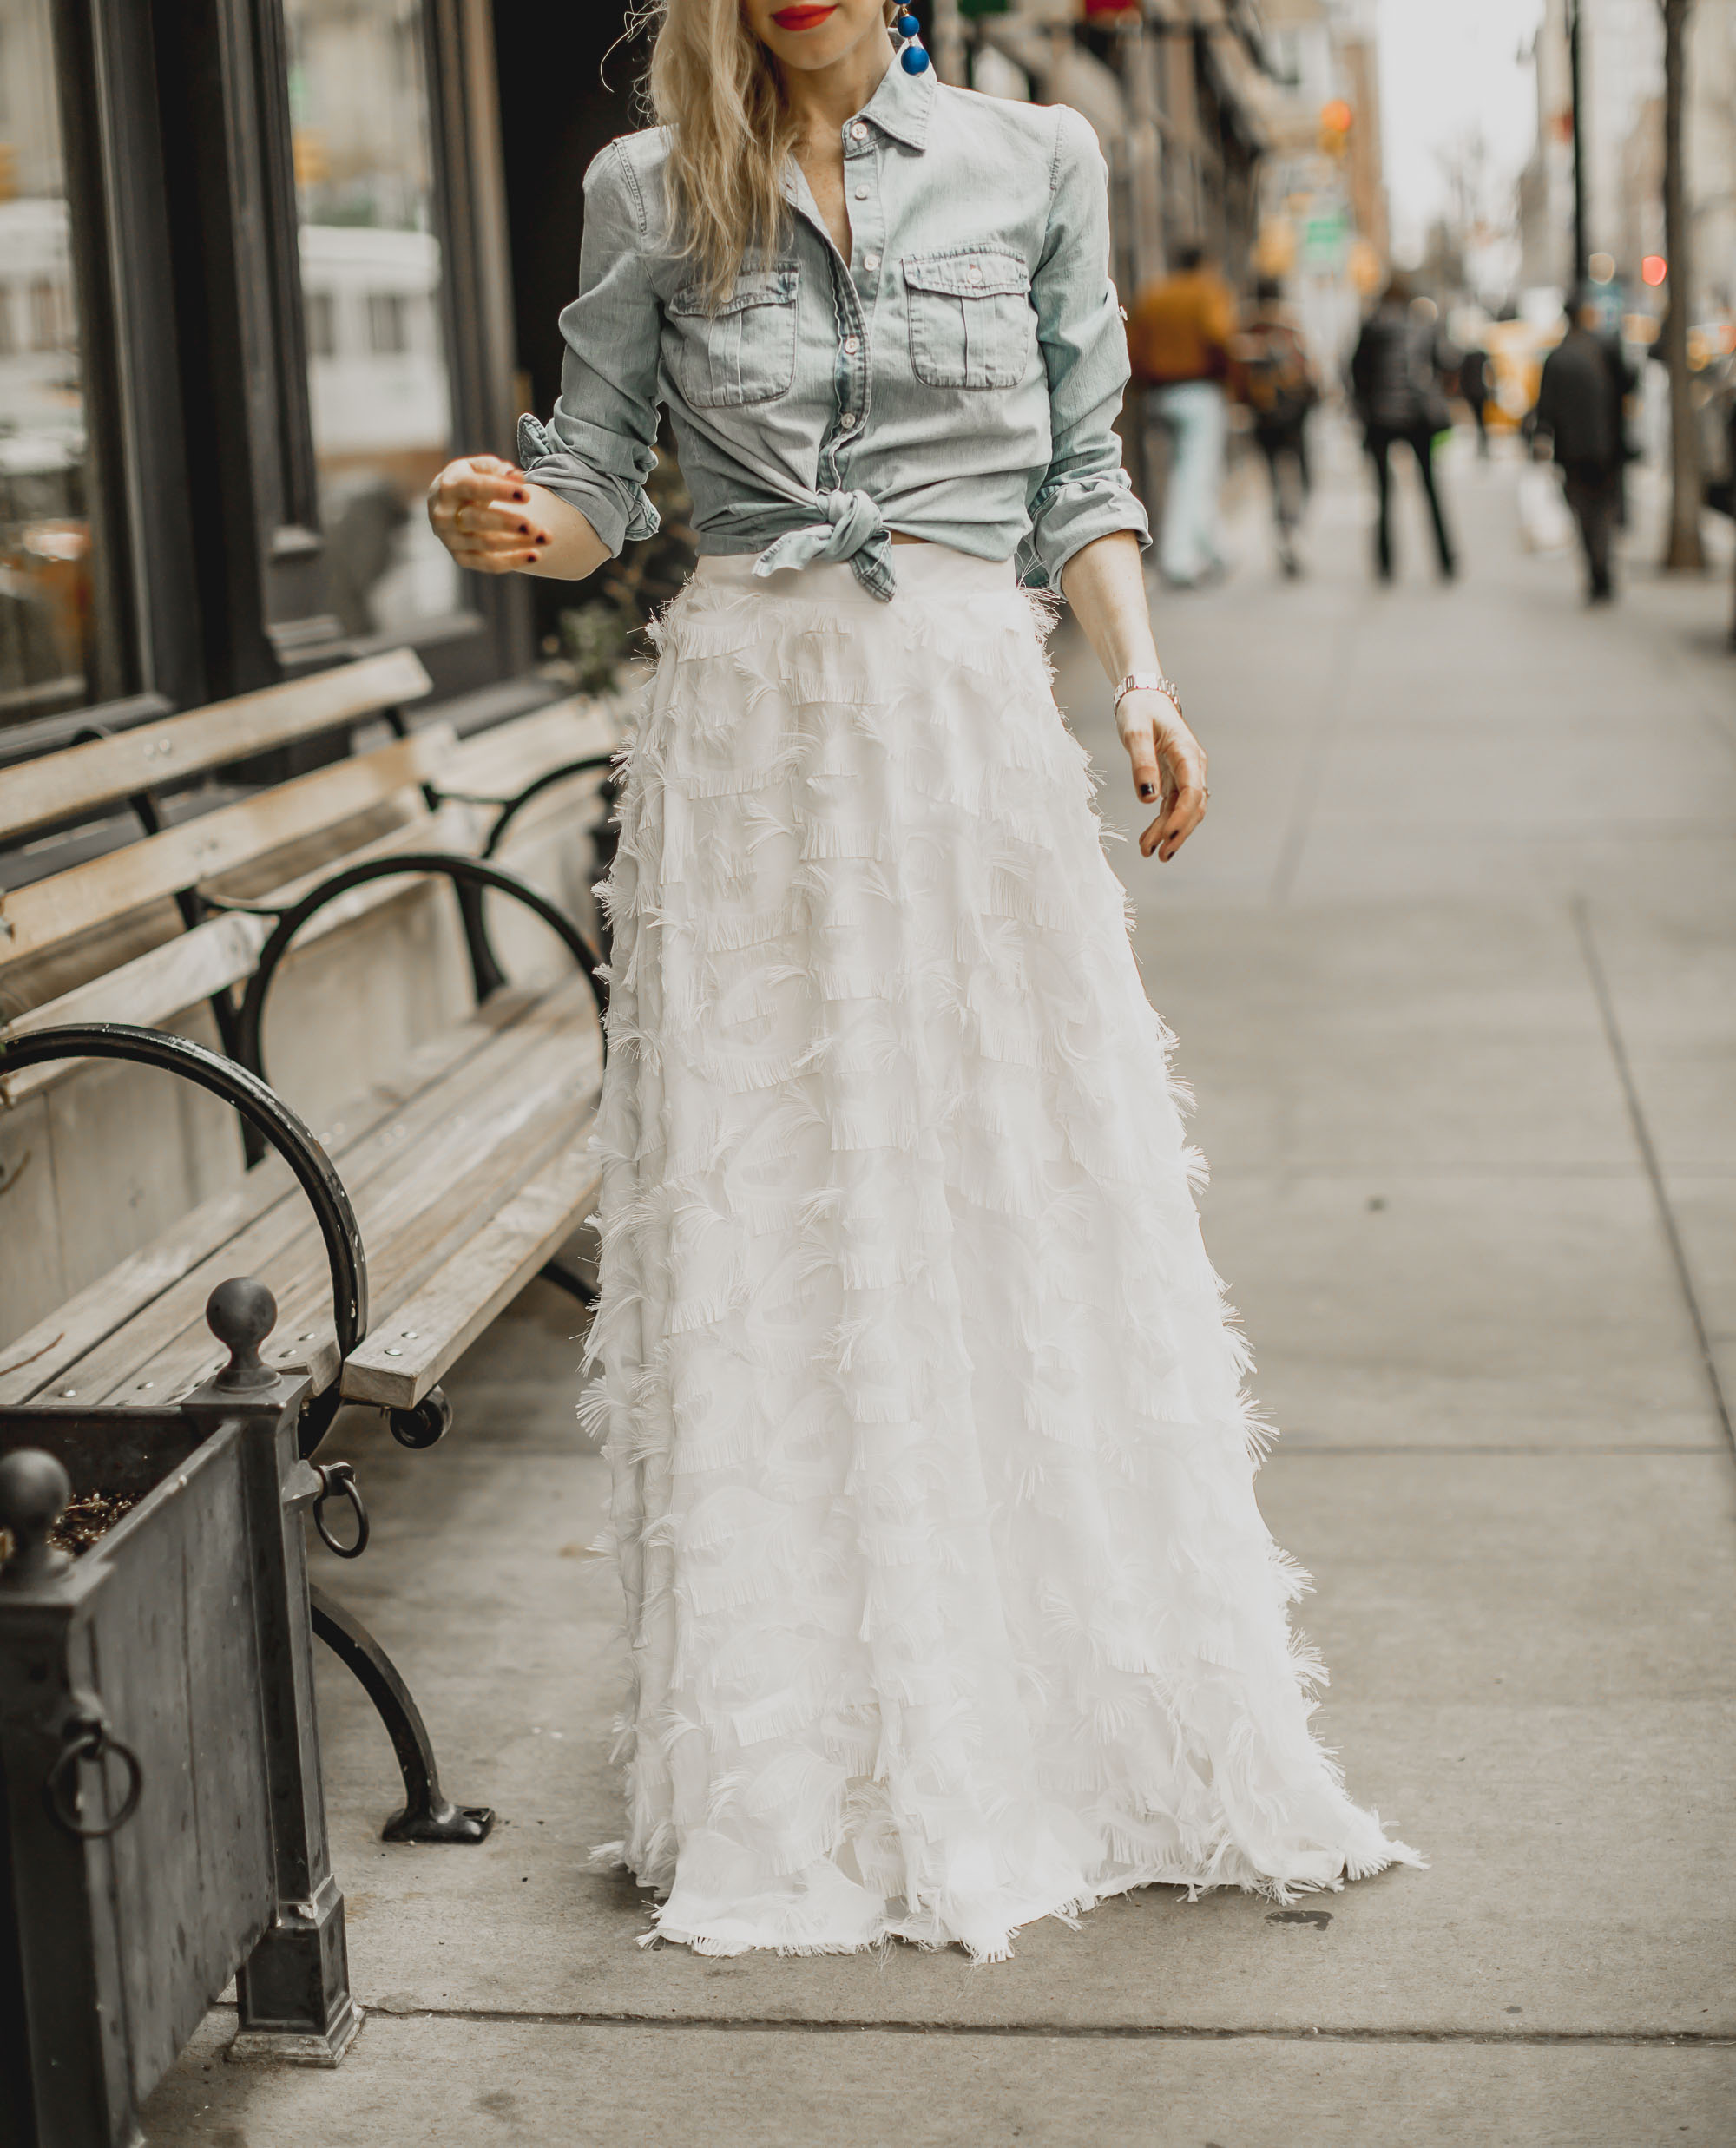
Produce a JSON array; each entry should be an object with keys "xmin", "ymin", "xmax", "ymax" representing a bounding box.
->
[
  {"xmin": 1150, "ymin": 377, "xmax": 1227, "ymax": 586},
  {"xmin": 1128, "ymin": 244, "xmax": 1235, "ymax": 588}
]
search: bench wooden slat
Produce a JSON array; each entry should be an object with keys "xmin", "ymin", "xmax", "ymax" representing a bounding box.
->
[
  {"xmin": 342, "ymin": 1122, "xmax": 602, "ymax": 1409},
  {"xmin": 2, "ymin": 910, "xmax": 271, "ymax": 1084},
  {"xmin": 0, "ymin": 984, "xmax": 551, "ymax": 1403},
  {"xmin": 255, "ymin": 1053, "xmax": 599, "ymax": 1404},
  {"xmin": 439, "ymin": 695, "xmax": 618, "ymax": 805},
  {"xmin": 0, "ymin": 801, "xmax": 490, "ymax": 1108},
  {"xmin": 68, "ymin": 991, "xmax": 588, "ymax": 1404},
  {"xmin": 0, "ymin": 649, "xmax": 434, "ymax": 846},
  {"xmin": 71, "ymin": 975, "xmax": 602, "ymax": 1406},
  {"xmin": 1, "ymin": 696, "xmax": 623, "ymax": 1104},
  {"xmin": 0, "ymin": 725, "xmax": 454, "ymax": 970}
]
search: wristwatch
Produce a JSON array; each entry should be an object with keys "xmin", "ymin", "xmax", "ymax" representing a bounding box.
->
[{"xmin": 1113, "ymin": 672, "xmax": 1183, "ymax": 719}]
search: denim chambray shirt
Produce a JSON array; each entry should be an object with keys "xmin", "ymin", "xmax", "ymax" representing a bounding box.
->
[{"xmin": 516, "ymin": 57, "xmax": 1149, "ymax": 601}]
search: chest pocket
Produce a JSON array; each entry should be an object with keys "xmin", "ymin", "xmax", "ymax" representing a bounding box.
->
[
  {"xmin": 667, "ymin": 266, "xmax": 799, "ymax": 411},
  {"xmin": 903, "ymin": 247, "xmax": 1034, "ymax": 391}
]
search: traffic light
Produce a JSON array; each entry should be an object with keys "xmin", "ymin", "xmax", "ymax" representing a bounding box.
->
[{"xmin": 1318, "ymin": 100, "xmax": 1352, "ymax": 158}]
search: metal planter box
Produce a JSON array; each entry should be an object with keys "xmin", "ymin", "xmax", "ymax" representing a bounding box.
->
[{"xmin": 0, "ymin": 1284, "xmax": 358, "ymax": 2148}]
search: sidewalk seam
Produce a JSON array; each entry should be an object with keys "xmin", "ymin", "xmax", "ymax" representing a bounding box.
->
[
  {"xmin": 270, "ymin": 2006, "xmax": 1733, "ymax": 2046},
  {"xmin": 1571, "ymin": 896, "xmax": 1735, "ymax": 1459}
]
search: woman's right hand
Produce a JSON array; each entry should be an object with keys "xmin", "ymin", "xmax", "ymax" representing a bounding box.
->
[{"xmin": 425, "ymin": 455, "xmax": 549, "ymax": 575}]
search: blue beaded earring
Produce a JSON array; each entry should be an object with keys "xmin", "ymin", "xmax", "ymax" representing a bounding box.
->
[{"xmin": 896, "ymin": 10, "xmax": 930, "ymax": 72}]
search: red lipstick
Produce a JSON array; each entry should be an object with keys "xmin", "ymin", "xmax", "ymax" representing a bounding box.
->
[{"xmin": 770, "ymin": 4, "xmax": 838, "ymax": 27}]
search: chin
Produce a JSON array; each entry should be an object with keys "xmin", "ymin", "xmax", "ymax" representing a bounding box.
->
[{"xmin": 764, "ymin": 34, "xmax": 858, "ymax": 69}]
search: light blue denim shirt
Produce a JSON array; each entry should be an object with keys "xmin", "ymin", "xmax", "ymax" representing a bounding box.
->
[{"xmin": 516, "ymin": 56, "xmax": 1149, "ymax": 600}]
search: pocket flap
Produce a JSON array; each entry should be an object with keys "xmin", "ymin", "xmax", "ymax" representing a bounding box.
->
[
  {"xmin": 901, "ymin": 249, "xmax": 1029, "ymax": 299},
  {"xmin": 669, "ymin": 265, "xmax": 798, "ymax": 318}
]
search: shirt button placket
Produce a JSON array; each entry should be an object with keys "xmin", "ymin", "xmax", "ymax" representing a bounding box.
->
[{"xmin": 834, "ymin": 121, "xmax": 879, "ymax": 473}]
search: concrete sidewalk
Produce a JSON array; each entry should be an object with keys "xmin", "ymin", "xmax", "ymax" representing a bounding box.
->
[{"xmin": 143, "ymin": 430, "xmax": 1736, "ymax": 2146}]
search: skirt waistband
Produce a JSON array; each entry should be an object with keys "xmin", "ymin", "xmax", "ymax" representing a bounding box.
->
[{"xmin": 694, "ymin": 543, "xmax": 1018, "ymax": 606}]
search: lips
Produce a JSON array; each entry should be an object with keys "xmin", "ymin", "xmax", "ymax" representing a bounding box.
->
[{"xmin": 770, "ymin": 3, "xmax": 838, "ymax": 27}]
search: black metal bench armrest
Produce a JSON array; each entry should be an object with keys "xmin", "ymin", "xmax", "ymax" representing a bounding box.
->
[
  {"xmin": 232, "ymin": 852, "xmax": 608, "ymax": 1084},
  {"xmin": 0, "ymin": 1025, "xmax": 368, "ymax": 1452}
]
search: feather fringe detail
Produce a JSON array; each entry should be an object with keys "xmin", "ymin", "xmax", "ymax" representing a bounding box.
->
[{"xmin": 581, "ymin": 553, "xmax": 1422, "ymax": 1964}]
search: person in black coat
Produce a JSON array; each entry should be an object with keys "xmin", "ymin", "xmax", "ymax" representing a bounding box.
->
[
  {"xmin": 1458, "ymin": 345, "xmax": 1492, "ymax": 458},
  {"xmin": 1349, "ymin": 273, "xmax": 1458, "ymax": 582},
  {"xmin": 1531, "ymin": 296, "xmax": 1636, "ymax": 604}
]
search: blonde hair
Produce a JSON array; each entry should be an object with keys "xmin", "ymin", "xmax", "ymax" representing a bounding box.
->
[{"xmin": 638, "ymin": 0, "xmax": 891, "ymax": 302}]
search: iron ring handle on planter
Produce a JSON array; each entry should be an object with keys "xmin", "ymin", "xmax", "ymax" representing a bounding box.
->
[
  {"xmin": 0, "ymin": 1027, "xmax": 367, "ymax": 1363},
  {"xmin": 45, "ymin": 1699, "xmax": 145, "ymax": 1840},
  {"xmin": 233, "ymin": 853, "xmax": 608, "ymax": 1084},
  {"xmin": 312, "ymin": 1460, "xmax": 369, "ymax": 1559}
]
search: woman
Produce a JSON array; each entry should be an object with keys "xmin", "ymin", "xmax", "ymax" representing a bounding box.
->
[
  {"xmin": 428, "ymin": 0, "xmax": 1417, "ymax": 1961},
  {"xmin": 1349, "ymin": 275, "xmax": 1457, "ymax": 584}
]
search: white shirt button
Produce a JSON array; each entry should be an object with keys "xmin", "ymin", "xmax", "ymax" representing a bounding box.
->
[
  {"xmin": 854, "ymin": 185, "xmax": 869, "ymax": 200},
  {"xmin": 843, "ymin": 333, "xmax": 860, "ymax": 354},
  {"xmin": 841, "ymin": 411, "xmax": 857, "ymax": 428},
  {"xmin": 849, "ymin": 122, "xmax": 867, "ymax": 141},
  {"xmin": 864, "ymin": 252, "xmax": 881, "ymax": 271},
  {"xmin": 966, "ymin": 265, "xmax": 983, "ymax": 286}
]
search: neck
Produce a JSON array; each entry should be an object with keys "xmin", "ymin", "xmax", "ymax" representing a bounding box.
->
[{"xmin": 775, "ymin": 32, "xmax": 893, "ymax": 141}]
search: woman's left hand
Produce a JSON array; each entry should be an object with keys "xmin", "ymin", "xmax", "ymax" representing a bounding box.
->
[{"xmin": 1117, "ymin": 687, "xmax": 1208, "ymax": 862}]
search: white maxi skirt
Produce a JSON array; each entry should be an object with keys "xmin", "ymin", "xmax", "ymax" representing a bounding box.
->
[{"xmin": 584, "ymin": 545, "xmax": 1419, "ymax": 1960}]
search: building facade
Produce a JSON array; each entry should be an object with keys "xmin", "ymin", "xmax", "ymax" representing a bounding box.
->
[{"xmin": 1519, "ymin": 0, "xmax": 1736, "ymax": 320}]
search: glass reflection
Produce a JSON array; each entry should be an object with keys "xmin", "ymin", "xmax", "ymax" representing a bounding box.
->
[
  {"xmin": 284, "ymin": 0, "xmax": 457, "ymax": 638},
  {"xmin": 0, "ymin": 0, "xmax": 101, "ymax": 727}
]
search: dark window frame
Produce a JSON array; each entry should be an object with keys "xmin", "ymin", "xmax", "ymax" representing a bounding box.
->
[
  {"xmin": 2, "ymin": 0, "xmax": 538, "ymax": 786},
  {"xmin": 0, "ymin": 0, "xmax": 207, "ymax": 753}
]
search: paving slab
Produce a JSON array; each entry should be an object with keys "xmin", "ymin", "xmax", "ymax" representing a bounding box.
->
[
  {"xmin": 1201, "ymin": 1169, "xmax": 1717, "ymax": 1448},
  {"xmin": 1134, "ymin": 903, "xmax": 1636, "ymax": 1173},
  {"xmin": 142, "ymin": 2008, "xmax": 1734, "ymax": 2148}
]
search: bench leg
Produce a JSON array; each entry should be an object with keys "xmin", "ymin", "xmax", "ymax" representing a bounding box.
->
[
  {"xmin": 540, "ymin": 1254, "xmax": 596, "ymax": 1305},
  {"xmin": 308, "ymin": 1584, "xmax": 494, "ymax": 1844}
]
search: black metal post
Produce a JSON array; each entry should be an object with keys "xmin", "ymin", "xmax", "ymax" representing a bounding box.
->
[
  {"xmin": 180, "ymin": 1284, "xmax": 361, "ymax": 2060},
  {"xmin": 1568, "ymin": 0, "xmax": 1588, "ymax": 292}
]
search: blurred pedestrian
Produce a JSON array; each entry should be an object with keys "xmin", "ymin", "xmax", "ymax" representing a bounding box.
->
[
  {"xmin": 1530, "ymin": 293, "xmax": 1636, "ymax": 605},
  {"xmin": 1458, "ymin": 342, "xmax": 1492, "ymax": 459},
  {"xmin": 1128, "ymin": 244, "xmax": 1236, "ymax": 588},
  {"xmin": 1349, "ymin": 273, "xmax": 1457, "ymax": 583},
  {"xmin": 1229, "ymin": 276, "xmax": 1318, "ymax": 578}
]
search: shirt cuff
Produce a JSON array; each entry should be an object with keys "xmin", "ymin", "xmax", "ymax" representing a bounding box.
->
[
  {"xmin": 1019, "ymin": 469, "xmax": 1151, "ymax": 588},
  {"xmin": 516, "ymin": 414, "xmax": 660, "ymax": 557}
]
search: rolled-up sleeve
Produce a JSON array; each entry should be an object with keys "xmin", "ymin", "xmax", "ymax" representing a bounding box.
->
[
  {"xmin": 1019, "ymin": 105, "xmax": 1150, "ymax": 588},
  {"xmin": 516, "ymin": 141, "xmax": 661, "ymax": 555}
]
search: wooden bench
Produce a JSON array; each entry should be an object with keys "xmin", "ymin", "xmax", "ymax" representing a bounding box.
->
[{"xmin": 0, "ymin": 654, "xmax": 619, "ymax": 1842}]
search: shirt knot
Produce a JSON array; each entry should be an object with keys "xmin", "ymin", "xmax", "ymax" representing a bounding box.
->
[{"xmin": 751, "ymin": 488, "xmax": 897, "ymax": 601}]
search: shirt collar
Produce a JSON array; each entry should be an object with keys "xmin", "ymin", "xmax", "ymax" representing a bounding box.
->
[{"xmin": 857, "ymin": 52, "xmax": 934, "ymax": 150}]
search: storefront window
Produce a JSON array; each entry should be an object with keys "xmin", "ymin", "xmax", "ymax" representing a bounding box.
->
[
  {"xmin": 0, "ymin": 0, "xmax": 103, "ymax": 726},
  {"xmin": 284, "ymin": 0, "xmax": 458, "ymax": 639}
]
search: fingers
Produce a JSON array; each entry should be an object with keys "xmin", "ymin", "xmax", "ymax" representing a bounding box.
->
[
  {"xmin": 1125, "ymin": 728, "xmax": 1162, "ymax": 804},
  {"xmin": 1141, "ymin": 776, "xmax": 1207, "ymax": 862},
  {"xmin": 427, "ymin": 456, "xmax": 549, "ymax": 573},
  {"xmin": 1121, "ymin": 701, "xmax": 1208, "ymax": 862}
]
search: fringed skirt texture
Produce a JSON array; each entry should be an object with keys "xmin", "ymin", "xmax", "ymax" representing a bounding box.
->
[{"xmin": 582, "ymin": 543, "xmax": 1419, "ymax": 1961}]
